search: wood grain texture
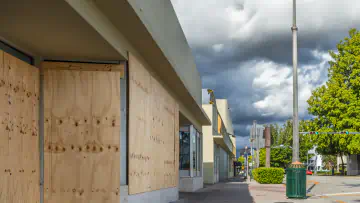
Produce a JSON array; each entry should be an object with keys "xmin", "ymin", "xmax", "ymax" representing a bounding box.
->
[
  {"xmin": 128, "ymin": 53, "xmax": 179, "ymax": 195},
  {"xmin": 0, "ymin": 50, "xmax": 8, "ymax": 202},
  {"xmin": 43, "ymin": 62, "xmax": 120, "ymax": 203},
  {"xmin": 0, "ymin": 52, "xmax": 40, "ymax": 203},
  {"xmin": 42, "ymin": 62, "xmax": 124, "ymax": 78},
  {"xmin": 174, "ymin": 103, "xmax": 179, "ymax": 187},
  {"xmin": 128, "ymin": 53, "xmax": 152, "ymax": 194},
  {"xmin": 43, "ymin": 68, "xmax": 53, "ymax": 202}
]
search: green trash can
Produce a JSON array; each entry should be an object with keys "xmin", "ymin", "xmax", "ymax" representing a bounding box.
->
[{"xmin": 286, "ymin": 162, "xmax": 307, "ymax": 199}]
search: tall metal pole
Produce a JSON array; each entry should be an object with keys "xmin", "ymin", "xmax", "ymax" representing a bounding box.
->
[
  {"xmin": 292, "ymin": 0, "xmax": 299, "ymax": 163},
  {"xmin": 265, "ymin": 126, "xmax": 271, "ymax": 168},
  {"xmin": 254, "ymin": 120, "xmax": 257, "ymax": 168},
  {"xmin": 256, "ymin": 128, "xmax": 260, "ymax": 168},
  {"xmin": 287, "ymin": 1, "xmax": 306, "ymax": 199},
  {"xmin": 245, "ymin": 146, "xmax": 249, "ymax": 181}
]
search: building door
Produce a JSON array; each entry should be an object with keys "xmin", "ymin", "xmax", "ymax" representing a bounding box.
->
[
  {"xmin": 215, "ymin": 156, "xmax": 220, "ymax": 183},
  {"xmin": 42, "ymin": 61, "xmax": 123, "ymax": 203},
  {"xmin": 0, "ymin": 50, "xmax": 40, "ymax": 203}
]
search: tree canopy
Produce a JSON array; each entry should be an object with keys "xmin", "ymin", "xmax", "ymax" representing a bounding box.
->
[
  {"xmin": 307, "ymin": 28, "xmax": 360, "ymax": 156},
  {"xmin": 259, "ymin": 146, "xmax": 292, "ymax": 168},
  {"xmin": 268, "ymin": 119, "xmax": 315, "ymax": 163},
  {"xmin": 237, "ymin": 156, "xmax": 245, "ymax": 165}
]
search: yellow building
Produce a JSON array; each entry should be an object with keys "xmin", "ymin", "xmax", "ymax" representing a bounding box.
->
[{"xmin": 202, "ymin": 90, "xmax": 236, "ymax": 184}]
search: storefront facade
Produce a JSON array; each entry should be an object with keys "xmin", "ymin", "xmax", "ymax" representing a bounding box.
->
[
  {"xmin": 178, "ymin": 125, "xmax": 203, "ymax": 192},
  {"xmin": 0, "ymin": 1, "xmax": 210, "ymax": 203}
]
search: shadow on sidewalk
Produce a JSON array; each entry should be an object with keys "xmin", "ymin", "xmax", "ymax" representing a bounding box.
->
[{"xmin": 179, "ymin": 176, "xmax": 254, "ymax": 203}]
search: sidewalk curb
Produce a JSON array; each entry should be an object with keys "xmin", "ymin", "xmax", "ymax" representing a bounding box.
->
[
  {"xmin": 170, "ymin": 199, "xmax": 186, "ymax": 203},
  {"xmin": 306, "ymin": 183, "xmax": 316, "ymax": 194}
]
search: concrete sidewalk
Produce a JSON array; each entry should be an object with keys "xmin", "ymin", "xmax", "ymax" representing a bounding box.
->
[
  {"xmin": 176, "ymin": 176, "xmax": 254, "ymax": 203},
  {"xmin": 248, "ymin": 181, "xmax": 288, "ymax": 203},
  {"xmin": 175, "ymin": 176, "xmax": 324, "ymax": 203}
]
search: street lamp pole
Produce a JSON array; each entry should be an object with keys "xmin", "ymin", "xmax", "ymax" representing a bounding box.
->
[
  {"xmin": 245, "ymin": 146, "xmax": 249, "ymax": 180},
  {"xmin": 286, "ymin": 0, "xmax": 306, "ymax": 198},
  {"xmin": 292, "ymin": 0, "xmax": 299, "ymax": 163}
]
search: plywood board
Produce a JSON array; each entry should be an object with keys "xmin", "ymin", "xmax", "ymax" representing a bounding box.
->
[
  {"xmin": 43, "ymin": 68, "xmax": 53, "ymax": 202},
  {"xmin": 174, "ymin": 103, "xmax": 179, "ymax": 187},
  {"xmin": 42, "ymin": 62, "xmax": 124, "ymax": 78},
  {"xmin": 0, "ymin": 52, "xmax": 39, "ymax": 203},
  {"xmin": 128, "ymin": 53, "xmax": 152, "ymax": 194},
  {"xmin": 0, "ymin": 50, "xmax": 8, "ymax": 202},
  {"xmin": 128, "ymin": 53, "xmax": 179, "ymax": 194},
  {"xmin": 88, "ymin": 71, "xmax": 120, "ymax": 202},
  {"xmin": 43, "ymin": 62, "xmax": 120, "ymax": 203}
]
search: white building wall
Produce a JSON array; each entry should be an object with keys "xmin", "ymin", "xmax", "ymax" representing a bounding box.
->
[
  {"xmin": 337, "ymin": 155, "xmax": 347, "ymax": 172},
  {"xmin": 347, "ymin": 154, "xmax": 360, "ymax": 176}
]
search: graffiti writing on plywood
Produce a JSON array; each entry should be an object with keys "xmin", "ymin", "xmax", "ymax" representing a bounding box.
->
[
  {"xmin": 150, "ymin": 135, "xmax": 164, "ymax": 144},
  {"xmin": 131, "ymin": 76, "xmax": 149, "ymax": 94},
  {"xmin": 130, "ymin": 153, "xmax": 150, "ymax": 162}
]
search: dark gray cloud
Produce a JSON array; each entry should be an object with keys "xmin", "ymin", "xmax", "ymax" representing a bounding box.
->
[{"xmin": 172, "ymin": 0, "xmax": 360, "ymax": 149}]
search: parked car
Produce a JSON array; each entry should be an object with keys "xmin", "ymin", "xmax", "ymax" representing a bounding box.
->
[{"xmin": 306, "ymin": 170, "xmax": 313, "ymax": 175}]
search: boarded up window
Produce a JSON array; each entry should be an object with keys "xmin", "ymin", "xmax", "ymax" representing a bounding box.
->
[
  {"xmin": 0, "ymin": 51, "xmax": 40, "ymax": 203},
  {"xmin": 128, "ymin": 53, "xmax": 179, "ymax": 194},
  {"xmin": 43, "ymin": 62, "xmax": 122, "ymax": 203}
]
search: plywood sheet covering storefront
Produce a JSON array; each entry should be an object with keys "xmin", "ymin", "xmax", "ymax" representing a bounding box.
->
[
  {"xmin": 0, "ymin": 51, "xmax": 40, "ymax": 202},
  {"xmin": 174, "ymin": 103, "xmax": 179, "ymax": 187},
  {"xmin": 129, "ymin": 53, "xmax": 179, "ymax": 195},
  {"xmin": 43, "ymin": 62, "xmax": 122, "ymax": 203}
]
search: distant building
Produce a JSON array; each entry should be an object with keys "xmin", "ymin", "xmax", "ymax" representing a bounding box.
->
[
  {"xmin": 201, "ymin": 89, "xmax": 236, "ymax": 184},
  {"xmin": 307, "ymin": 146, "xmax": 323, "ymax": 171},
  {"xmin": 346, "ymin": 154, "xmax": 359, "ymax": 175}
]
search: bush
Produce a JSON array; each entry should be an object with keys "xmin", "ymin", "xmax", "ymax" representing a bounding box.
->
[
  {"xmin": 335, "ymin": 171, "xmax": 347, "ymax": 176},
  {"xmin": 253, "ymin": 167, "xmax": 284, "ymax": 184}
]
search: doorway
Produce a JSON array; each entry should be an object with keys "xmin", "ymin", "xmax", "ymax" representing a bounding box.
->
[{"xmin": 215, "ymin": 156, "xmax": 220, "ymax": 183}]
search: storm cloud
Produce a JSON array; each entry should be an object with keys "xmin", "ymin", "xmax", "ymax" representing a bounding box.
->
[{"xmin": 171, "ymin": 0, "xmax": 360, "ymax": 148}]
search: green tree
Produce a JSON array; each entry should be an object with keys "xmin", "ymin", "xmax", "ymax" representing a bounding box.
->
[
  {"xmin": 259, "ymin": 146, "xmax": 292, "ymax": 168},
  {"xmin": 322, "ymin": 155, "xmax": 337, "ymax": 170},
  {"xmin": 237, "ymin": 156, "xmax": 245, "ymax": 165},
  {"xmin": 270, "ymin": 123, "xmax": 280, "ymax": 146},
  {"xmin": 299, "ymin": 120, "xmax": 316, "ymax": 162},
  {"xmin": 275, "ymin": 119, "xmax": 316, "ymax": 163},
  {"xmin": 307, "ymin": 28, "xmax": 360, "ymax": 173},
  {"xmin": 278, "ymin": 120, "xmax": 293, "ymax": 146},
  {"xmin": 248, "ymin": 155, "xmax": 252, "ymax": 163}
]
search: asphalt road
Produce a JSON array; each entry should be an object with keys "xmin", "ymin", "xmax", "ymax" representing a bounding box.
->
[{"xmin": 306, "ymin": 175, "xmax": 360, "ymax": 203}]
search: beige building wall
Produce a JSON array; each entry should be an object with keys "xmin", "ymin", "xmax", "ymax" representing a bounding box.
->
[
  {"xmin": 216, "ymin": 99, "xmax": 236, "ymax": 153},
  {"xmin": 216, "ymin": 99, "xmax": 236, "ymax": 178},
  {"xmin": 202, "ymin": 104, "xmax": 215, "ymax": 184},
  {"xmin": 216, "ymin": 99, "xmax": 234, "ymax": 134}
]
